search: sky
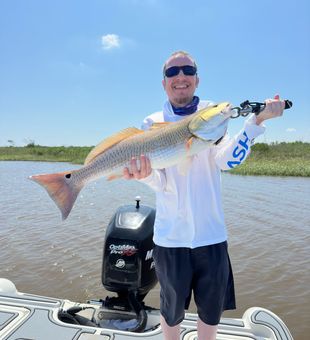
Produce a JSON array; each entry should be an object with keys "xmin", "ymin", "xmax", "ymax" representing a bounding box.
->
[{"xmin": 0, "ymin": 0, "xmax": 309, "ymax": 146}]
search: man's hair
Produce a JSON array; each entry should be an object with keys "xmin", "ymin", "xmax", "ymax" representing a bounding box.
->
[{"xmin": 162, "ymin": 50, "xmax": 198, "ymax": 76}]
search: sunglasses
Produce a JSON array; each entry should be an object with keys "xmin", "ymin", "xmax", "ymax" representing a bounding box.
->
[{"xmin": 164, "ymin": 65, "xmax": 197, "ymax": 78}]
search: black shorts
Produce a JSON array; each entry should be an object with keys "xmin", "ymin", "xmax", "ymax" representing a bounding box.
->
[{"xmin": 153, "ymin": 241, "xmax": 236, "ymax": 326}]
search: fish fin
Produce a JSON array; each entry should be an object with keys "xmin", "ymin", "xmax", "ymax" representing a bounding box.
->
[
  {"xmin": 185, "ymin": 136, "xmax": 195, "ymax": 151},
  {"xmin": 29, "ymin": 171, "xmax": 83, "ymax": 220},
  {"xmin": 177, "ymin": 157, "xmax": 193, "ymax": 176},
  {"xmin": 107, "ymin": 174, "xmax": 123, "ymax": 181},
  {"xmin": 85, "ymin": 127, "xmax": 144, "ymax": 165},
  {"xmin": 149, "ymin": 122, "xmax": 171, "ymax": 130}
]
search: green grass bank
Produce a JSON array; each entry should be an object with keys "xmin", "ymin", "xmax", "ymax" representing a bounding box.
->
[{"xmin": 0, "ymin": 142, "xmax": 309, "ymax": 177}]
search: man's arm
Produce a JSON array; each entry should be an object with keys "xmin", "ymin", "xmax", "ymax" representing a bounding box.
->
[
  {"xmin": 123, "ymin": 95, "xmax": 285, "ymax": 176},
  {"xmin": 212, "ymin": 95, "xmax": 285, "ymax": 170},
  {"xmin": 123, "ymin": 156, "xmax": 167, "ymax": 191},
  {"xmin": 255, "ymin": 95, "xmax": 285, "ymax": 125}
]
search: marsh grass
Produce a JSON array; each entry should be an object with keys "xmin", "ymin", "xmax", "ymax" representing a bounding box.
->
[
  {"xmin": 0, "ymin": 142, "xmax": 309, "ymax": 177},
  {"xmin": 0, "ymin": 145, "xmax": 92, "ymax": 164},
  {"xmin": 229, "ymin": 142, "xmax": 310, "ymax": 176}
]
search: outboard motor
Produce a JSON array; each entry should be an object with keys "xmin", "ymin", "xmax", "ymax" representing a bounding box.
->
[
  {"xmin": 58, "ymin": 197, "xmax": 158, "ymax": 332},
  {"xmin": 99, "ymin": 196, "xmax": 157, "ymax": 331},
  {"xmin": 102, "ymin": 196, "xmax": 157, "ymax": 297}
]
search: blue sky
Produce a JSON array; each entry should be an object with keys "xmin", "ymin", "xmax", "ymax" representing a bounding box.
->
[{"xmin": 1, "ymin": 0, "xmax": 309, "ymax": 146}]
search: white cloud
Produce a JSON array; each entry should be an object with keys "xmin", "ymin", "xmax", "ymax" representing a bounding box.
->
[
  {"xmin": 101, "ymin": 34, "xmax": 121, "ymax": 50},
  {"xmin": 286, "ymin": 128, "xmax": 297, "ymax": 132}
]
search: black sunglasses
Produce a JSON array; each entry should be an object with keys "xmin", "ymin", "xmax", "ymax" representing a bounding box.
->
[{"xmin": 164, "ymin": 65, "xmax": 197, "ymax": 78}]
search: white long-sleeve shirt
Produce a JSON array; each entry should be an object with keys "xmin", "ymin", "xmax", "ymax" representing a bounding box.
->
[{"xmin": 140, "ymin": 100, "xmax": 265, "ymax": 248}]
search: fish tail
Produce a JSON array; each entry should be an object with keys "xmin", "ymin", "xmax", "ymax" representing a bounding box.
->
[{"xmin": 29, "ymin": 171, "xmax": 83, "ymax": 220}]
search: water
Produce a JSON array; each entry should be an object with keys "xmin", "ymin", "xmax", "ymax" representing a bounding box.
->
[{"xmin": 0, "ymin": 161, "xmax": 309, "ymax": 339}]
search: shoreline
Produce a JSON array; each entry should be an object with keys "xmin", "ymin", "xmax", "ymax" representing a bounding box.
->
[{"xmin": 1, "ymin": 142, "xmax": 309, "ymax": 177}]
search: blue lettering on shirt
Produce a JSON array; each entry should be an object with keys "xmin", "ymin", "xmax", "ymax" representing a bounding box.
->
[{"xmin": 227, "ymin": 131, "xmax": 250, "ymax": 169}]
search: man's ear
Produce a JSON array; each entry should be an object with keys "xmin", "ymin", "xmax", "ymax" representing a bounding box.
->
[
  {"xmin": 195, "ymin": 75, "xmax": 200, "ymax": 88},
  {"xmin": 162, "ymin": 78, "xmax": 166, "ymax": 89}
]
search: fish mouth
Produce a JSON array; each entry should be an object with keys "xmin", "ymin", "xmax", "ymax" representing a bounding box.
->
[{"xmin": 220, "ymin": 103, "xmax": 234, "ymax": 119}]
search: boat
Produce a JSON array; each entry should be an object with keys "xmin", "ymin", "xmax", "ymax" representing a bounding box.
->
[{"xmin": 0, "ymin": 198, "xmax": 293, "ymax": 339}]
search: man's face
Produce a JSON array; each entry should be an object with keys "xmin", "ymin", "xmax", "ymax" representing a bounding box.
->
[{"xmin": 162, "ymin": 55, "xmax": 199, "ymax": 107}]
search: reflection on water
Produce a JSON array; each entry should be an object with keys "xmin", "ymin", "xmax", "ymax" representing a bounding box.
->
[{"xmin": 0, "ymin": 161, "xmax": 309, "ymax": 339}]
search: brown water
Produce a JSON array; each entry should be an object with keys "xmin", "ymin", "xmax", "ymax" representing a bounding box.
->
[{"xmin": 0, "ymin": 161, "xmax": 309, "ymax": 339}]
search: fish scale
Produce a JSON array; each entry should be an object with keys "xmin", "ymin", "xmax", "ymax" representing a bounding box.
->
[{"xmin": 82, "ymin": 121, "xmax": 192, "ymax": 179}]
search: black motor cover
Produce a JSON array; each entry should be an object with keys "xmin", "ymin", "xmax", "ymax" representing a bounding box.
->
[{"xmin": 102, "ymin": 202, "xmax": 157, "ymax": 298}]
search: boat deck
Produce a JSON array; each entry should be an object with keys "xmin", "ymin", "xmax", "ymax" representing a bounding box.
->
[{"xmin": 0, "ymin": 279, "xmax": 293, "ymax": 340}]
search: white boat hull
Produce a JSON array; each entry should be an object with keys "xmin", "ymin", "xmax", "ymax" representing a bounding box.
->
[{"xmin": 0, "ymin": 278, "xmax": 293, "ymax": 340}]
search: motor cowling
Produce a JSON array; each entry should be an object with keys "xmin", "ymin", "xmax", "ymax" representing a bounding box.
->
[{"xmin": 102, "ymin": 198, "xmax": 157, "ymax": 300}]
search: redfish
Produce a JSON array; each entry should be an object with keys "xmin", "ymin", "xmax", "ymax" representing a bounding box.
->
[{"xmin": 30, "ymin": 102, "xmax": 232, "ymax": 220}]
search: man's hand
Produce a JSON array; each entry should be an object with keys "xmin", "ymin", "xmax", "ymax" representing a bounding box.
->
[
  {"xmin": 256, "ymin": 94, "xmax": 285, "ymax": 125},
  {"xmin": 123, "ymin": 155, "xmax": 152, "ymax": 180}
]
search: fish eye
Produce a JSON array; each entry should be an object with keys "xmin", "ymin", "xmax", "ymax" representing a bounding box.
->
[{"xmin": 65, "ymin": 174, "xmax": 71, "ymax": 179}]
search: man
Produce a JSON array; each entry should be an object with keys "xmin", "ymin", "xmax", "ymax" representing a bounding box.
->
[{"xmin": 123, "ymin": 51, "xmax": 285, "ymax": 340}]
